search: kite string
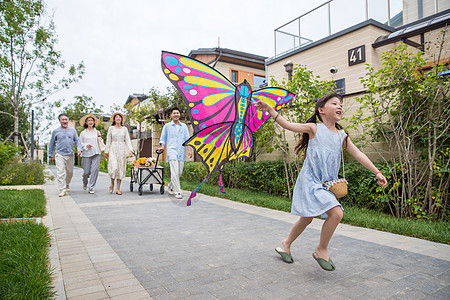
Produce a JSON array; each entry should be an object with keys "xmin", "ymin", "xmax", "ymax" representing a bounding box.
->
[{"xmin": 186, "ymin": 175, "xmax": 210, "ymax": 206}]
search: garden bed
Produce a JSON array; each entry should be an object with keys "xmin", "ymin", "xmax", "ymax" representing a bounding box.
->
[
  {"xmin": 0, "ymin": 189, "xmax": 46, "ymax": 218},
  {"xmin": 0, "ymin": 222, "xmax": 54, "ymax": 299}
]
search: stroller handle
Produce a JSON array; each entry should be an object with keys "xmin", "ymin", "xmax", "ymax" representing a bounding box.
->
[{"xmin": 154, "ymin": 148, "xmax": 164, "ymax": 167}]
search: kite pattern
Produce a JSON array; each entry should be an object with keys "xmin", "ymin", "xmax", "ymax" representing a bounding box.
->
[{"xmin": 161, "ymin": 51, "xmax": 294, "ymax": 205}]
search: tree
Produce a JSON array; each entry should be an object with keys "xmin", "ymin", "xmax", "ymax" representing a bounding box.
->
[
  {"xmin": 353, "ymin": 39, "xmax": 449, "ymax": 220},
  {"xmin": 147, "ymin": 86, "xmax": 188, "ymax": 122},
  {"xmin": 0, "ymin": 0, "xmax": 85, "ymax": 146},
  {"xmin": 125, "ymin": 101, "xmax": 155, "ymax": 159},
  {"xmin": 62, "ymin": 94, "xmax": 104, "ymax": 122},
  {"xmin": 269, "ymin": 65, "xmax": 335, "ymax": 198}
]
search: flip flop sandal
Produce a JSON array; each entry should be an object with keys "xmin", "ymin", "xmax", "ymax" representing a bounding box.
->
[
  {"xmin": 329, "ymin": 258, "xmax": 336, "ymax": 269},
  {"xmin": 312, "ymin": 253, "xmax": 335, "ymax": 271},
  {"xmin": 275, "ymin": 247, "xmax": 293, "ymax": 263}
]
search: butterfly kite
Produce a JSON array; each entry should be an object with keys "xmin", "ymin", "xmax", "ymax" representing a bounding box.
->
[{"xmin": 161, "ymin": 51, "xmax": 294, "ymax": 205}]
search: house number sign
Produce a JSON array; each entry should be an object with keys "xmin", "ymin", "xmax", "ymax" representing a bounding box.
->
[{"xmin": 348, "ymin": 45, "xmax": 365, "ymax": 66}]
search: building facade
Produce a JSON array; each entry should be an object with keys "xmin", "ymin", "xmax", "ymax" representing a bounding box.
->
[{"xmin": 264, "ymin": 0, "xmax": 449, "ymax": 161}]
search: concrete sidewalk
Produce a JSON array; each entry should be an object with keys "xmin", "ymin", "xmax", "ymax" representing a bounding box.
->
[{"xmin": 43, "ymin": 166, "xmax": 450, "ymax": 299}]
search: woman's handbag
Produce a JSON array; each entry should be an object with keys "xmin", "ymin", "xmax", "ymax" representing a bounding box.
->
[
  {"xmin": 308, "ymin": 133, "xmax": 348, "ymax": 198},
  {"xmin": 97, "ymin": 136, "xmax": 106, "ymax": 152}
]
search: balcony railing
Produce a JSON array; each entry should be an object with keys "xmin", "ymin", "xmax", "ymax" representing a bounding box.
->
[{"xmin": 273, "ymin": 0, "xmax": 449, "ymax": 58}]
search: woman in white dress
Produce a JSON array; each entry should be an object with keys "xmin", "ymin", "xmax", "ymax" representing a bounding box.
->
[
  {"xmin": 79, "ymin": 114, "xmax": 103, "ymax": 194},
  {"xmin": 105, "ymin": 112, "xmax": 133, "ymax": 195}
]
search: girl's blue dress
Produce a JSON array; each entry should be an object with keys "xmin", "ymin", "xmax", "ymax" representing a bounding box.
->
[{"xmin": 291, "ymin": 123, "xmax": 345, "ymax": 218}]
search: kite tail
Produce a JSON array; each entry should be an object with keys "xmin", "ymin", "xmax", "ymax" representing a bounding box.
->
[
  {"xmin": 187, "ymin": 175, "xmax": 209, "ymax": 206},
  {"xmin": 218, "ymin": 172, "xmax": 226, "ymax": 194}
]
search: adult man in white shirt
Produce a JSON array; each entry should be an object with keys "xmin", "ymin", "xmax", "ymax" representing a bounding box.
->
[{"xmin": 158, "ymin": 107, "xmax": 192, "ymax": 199}]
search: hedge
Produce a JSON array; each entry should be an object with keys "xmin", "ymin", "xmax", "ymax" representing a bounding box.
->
[{"xmin": 162, "ymin": 160, "xmax": 421, "ymax": 216}]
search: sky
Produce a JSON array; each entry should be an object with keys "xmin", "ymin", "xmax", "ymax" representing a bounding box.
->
[{"xmin": 44, "ymin": 0, "xmax": 321, "ymax": 113}]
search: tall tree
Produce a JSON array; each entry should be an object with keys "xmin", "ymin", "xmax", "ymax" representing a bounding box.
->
[
  {"xmin": 0, "ymin": 0, "xmax": 84, "ymax": 145},
  {"xmin": 354, "ymin": 41, "xmax": 449, "ymax": 220},
  {"xmin": 269, "ymin": 65, "xmax": 335, "ymax": 198},
  {"xmin": 62, "ymin": 94, "xmax": 104, "ymax": 122}
]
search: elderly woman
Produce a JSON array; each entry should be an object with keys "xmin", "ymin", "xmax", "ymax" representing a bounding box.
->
[
  {"xmin": 79, "ymin": 114, "xmax": 103, "ymax": 194},
  {"xmin": 105, "ymin": 112, "xmax": 133, "ymax": 195}
]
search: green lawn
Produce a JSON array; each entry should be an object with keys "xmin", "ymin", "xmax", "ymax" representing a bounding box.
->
[
  {"xmin": 0, "ymin": 222, "xmax": 55, "ymax": 300},
  {"xmin": 0, "ymin": 189, "xmax": 54, "ymax": 299},
  {"xmin": 0, "ymin": 189, "xmax": 46, "ymax": 218},
  {"xmin": 180, "ymin": 180, "xmax": 449, "ymax": 244}
]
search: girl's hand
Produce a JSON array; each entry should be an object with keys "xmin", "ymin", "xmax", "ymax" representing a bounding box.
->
[
  {"xmin": 254, "ymin": 100, "xmax": 270, "ymax": 111},
  {"xmin": 97, "ymin": 132, "xmax": 101, "ymax": 137},
  {"xmin": 129, "ymin": 151, "xmax": 133, "ymax": 157},
  {"xmin": 376, "ymin": 173, "xmax": 388, "ymax": 187},
  {"xmin": 87, "ymin": 144, "xmax": 92, "ymax": 149}
]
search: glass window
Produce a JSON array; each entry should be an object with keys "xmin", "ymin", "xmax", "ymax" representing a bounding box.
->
[
  {"xmin": 231, "ymin": 70, "xmax": 238, "ymax": 83},
  {"xmin": 254, "ymin": 75, "xmax": 266, "ymax": 89}
]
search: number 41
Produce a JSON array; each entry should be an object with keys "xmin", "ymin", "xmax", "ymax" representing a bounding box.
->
[{"xmin": 350, "ymin": 47, "xmax": 362, "ymax": 63}]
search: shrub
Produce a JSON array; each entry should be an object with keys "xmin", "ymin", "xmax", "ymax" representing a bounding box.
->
[
  {"xmin": 0, "ymin": 142, "xmax": 20, "ymax": 167},
  {"xmin": 167, "ymin": 160, "xmax": 296, "ymax": 197},
  {"xmin": 0, "ymin": 160, "xmax": 45, "ymax": 185},
  {"xmin": 171, "ymin": 159, "xmax": 449, "ymax": 222},
  {"xmin": 222, "ymin": 160, "xmax": 292, "ymax": 197}
]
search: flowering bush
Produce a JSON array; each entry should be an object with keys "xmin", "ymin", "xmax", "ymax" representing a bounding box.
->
[{"xmin": 134, "ymin": 157, "xmax": 157, "ymax": 167}]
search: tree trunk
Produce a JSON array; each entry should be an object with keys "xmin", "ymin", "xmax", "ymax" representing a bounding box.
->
[{"xmin": 14, "ymin": 106, "xmax": 19, "ymax": 146}]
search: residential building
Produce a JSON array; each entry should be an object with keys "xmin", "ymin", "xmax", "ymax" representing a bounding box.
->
[{"xmin": 263, "ymin": 0, "xmax": 450, "ymax": 161}]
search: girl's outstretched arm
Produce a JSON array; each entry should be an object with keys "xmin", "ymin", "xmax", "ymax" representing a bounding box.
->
[
  {"xmin": 254, "ymin": 101, "xmax": 315, "ymax": 135},
  {"xmin": 345, "ymin": 136, "xmax": 388, "ymax": 187}
]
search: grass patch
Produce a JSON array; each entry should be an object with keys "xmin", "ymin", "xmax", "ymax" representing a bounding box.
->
[
  {"xmin": 181, "ymin": 180, "xmax": 292, "ymax": 212},
  {"xmin": 179, "ymin": 179, "xmax": 449, "ymax": 244},
  {"xmin": 0, "ymin": 222, "xmax": 55, "ymax": 299},
  {"xmin": 0, "ymin": 189, "xmax": 46, "ymax": 218},
  {"xmin": 341, "ymin": 206, "xmax": 449, "ymax": 244}
]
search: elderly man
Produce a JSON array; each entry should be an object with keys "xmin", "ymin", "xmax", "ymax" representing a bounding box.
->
[
  {"xmin": 48, "ymin": 113, "xmax": 82, "ymax": 197},
  {"xmin": 158, "ymin": 107, "xmax": 192, "ymax": 199}
]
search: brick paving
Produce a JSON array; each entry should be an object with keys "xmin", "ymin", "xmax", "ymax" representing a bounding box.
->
[{"xmin": 44, "ymin": 166, "xmax": 450, "ymax": 299}]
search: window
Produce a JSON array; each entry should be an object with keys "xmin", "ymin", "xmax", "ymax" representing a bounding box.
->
[
  {"xmin": 254, "ymin": 75, "xmax": 266, "ymax": 89},
  {"xmin": 231, "ymin": 70, "xmax": 238, "ymax": 83}
]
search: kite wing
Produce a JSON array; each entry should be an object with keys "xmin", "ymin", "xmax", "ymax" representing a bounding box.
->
[
  {"xmin": 161, "ymin": 51, "xmax": 237, "ymax": 132},
  {"xmin": 161, "ymin": 51, "xmax": 294, "ymax": 205},
  {"xmin": 183, "ymin": 122, "xmax": 254, "ymax": 176},
  {"xmin": 245, "ymin": 88, "xmax": 295, "ymax": 132}
]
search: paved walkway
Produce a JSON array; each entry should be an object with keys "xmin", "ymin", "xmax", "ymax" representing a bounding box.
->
[{"xmin": 43, "ymin": 166, "xmax": 450, "ymax": 299}]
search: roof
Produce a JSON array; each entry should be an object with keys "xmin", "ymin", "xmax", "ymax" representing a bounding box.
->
[
  {"xmin": 124, "ymin": 94, "xmax": 148, "ymax": 106},
  {"xmin": 372, "ymin": 9, "xmax": 450, "ymax": 48},
  {"xmin": 188, "ymin": 47, "xmax": 267, "ymax": 66}
]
